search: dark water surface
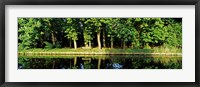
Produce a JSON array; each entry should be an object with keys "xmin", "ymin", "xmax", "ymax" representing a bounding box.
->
[{"xmin": 18, "ymin": 55, "xmax": 182, "ymax": 69}]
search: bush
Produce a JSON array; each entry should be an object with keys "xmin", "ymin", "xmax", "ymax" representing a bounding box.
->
[
  {"xmin": 55, "ymin": 42, "xmax": 61, "ymax": 48},
  {"xmin": 144, "ymin": 43, "xmax": 151, "ymax": 49},
  {"xmin": 44, "ymin": 42, "xmax": 54, "ymax": 49}
]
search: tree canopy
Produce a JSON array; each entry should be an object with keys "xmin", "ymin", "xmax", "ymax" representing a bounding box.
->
[{"xmin": 18, "ymin": 18, "xmax": 182, "ymax": 50}]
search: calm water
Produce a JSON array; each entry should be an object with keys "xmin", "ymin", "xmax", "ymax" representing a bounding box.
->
[{"xmin": 18, "ymin": 55, "xmax": 182, "ymax": 69}]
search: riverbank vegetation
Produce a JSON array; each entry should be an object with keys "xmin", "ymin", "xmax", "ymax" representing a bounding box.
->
[
  {"xmin": 19, "ymin": 47, "xmax": 181, "ymax": 53},
  {"xmin": 18, "ymin": 18, "xmax": 182, "ymax": 53}
]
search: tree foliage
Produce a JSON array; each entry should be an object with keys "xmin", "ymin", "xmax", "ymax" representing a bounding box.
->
[{"xmin": 18, "ymin": 18, "xmax": 182, "ymax": 50}]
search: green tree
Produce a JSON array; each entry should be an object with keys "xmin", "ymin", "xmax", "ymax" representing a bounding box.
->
[
  {"xmin": 18, "ymin": 18, "xmax": 182, "ymax": 50},
  {"xmin": 64, "ymin": 18, "xmax": 80, "ymax": 49},
  {"xmin": 81, "ymin": 18, "xmax": 94, "ymax": 48},
  {"xmin": 18, "ymin": 18, "xmax": 42, "ymax": 49},
  {"xmin": 84, "ymin": 18, "xmax": 104, "ymax": 49}
]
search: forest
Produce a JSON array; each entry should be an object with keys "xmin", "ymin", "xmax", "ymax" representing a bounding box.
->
[{"xmin": 18, "ymin": 18, "xmax": 182, "ymax": 53}]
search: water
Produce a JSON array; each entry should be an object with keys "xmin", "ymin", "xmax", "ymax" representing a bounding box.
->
[{"xmin": 18, "ymin": 55, "xmax": 182, "ymax": 69}]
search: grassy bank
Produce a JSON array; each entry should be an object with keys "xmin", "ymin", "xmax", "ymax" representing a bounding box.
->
[
  {"xmin": 18, "ymin": 47, "xmax": 182, "ymax": 56},
  {"xmin": 18, "ymin": 47, "xmax": 182, "ymax": 53}
]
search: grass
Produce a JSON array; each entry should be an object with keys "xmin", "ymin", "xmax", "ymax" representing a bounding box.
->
[
  {"xmin": 152, "ymin": 46, "xmax": 182, "ymax": 53},
  {"xmin": 18, "ymin": 47, "xmax": 182, "ymax": 54}
]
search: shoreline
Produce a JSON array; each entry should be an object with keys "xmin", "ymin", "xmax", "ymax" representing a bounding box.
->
[{"xmin": 18, "ymin": 52, "xmax": 182, "ymax": 56}]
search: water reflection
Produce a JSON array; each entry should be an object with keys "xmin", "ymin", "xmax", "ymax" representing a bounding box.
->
[{"xmin": 18, "ymin": 55, "xmax": 182, "ymax": 69}]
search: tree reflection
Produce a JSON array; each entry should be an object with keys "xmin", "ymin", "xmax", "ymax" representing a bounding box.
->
[{"xmin": 18, "ymin": 55, "xmax": 182, "ymax": 69}]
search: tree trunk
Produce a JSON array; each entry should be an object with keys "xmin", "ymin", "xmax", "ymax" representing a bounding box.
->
[
  {"xmin": 131, "ymin": 42, "xmax": 134, "ymax": 48},
  {"xmin": 97, "ymin": 31, "xmax": 101, "ymax": 49},
  {"xmin": 69, "ymin": 39, "xmax": 72, "ymax": 48},
  {"xmin": 85, "ymin": 42, "xmax": 88, "ymax": 47},
  {"xmin": 51, "ymin": 32, "xmax": 55, "ymax": 45},
  {"xmin": 103, "ymin": 29, "xmax": 106, "ymax": 47},
  {"xmin": 123, "ymin": 40, "xmax": 126, "ymax": 49},
  {"xmin": 89, "ymin": 41, "xmax": 91, "ymax": 48},
  {"xmin": 73, "ymin": 39, "xmax": 77, "ymax": 49},
  {"xmin": 111, "ymin": 37, "xmax": 113, "ymax": 49}
]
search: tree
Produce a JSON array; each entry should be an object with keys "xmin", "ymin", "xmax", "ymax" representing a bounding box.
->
[
  {"xmin": 18, "ymin": 18, "xmax": 182, "ymax": 50},
  {"xmin": 114, "ymin": 18, "xmax": 135, "ymax": 49},
  {"xmin": 81, "ymin": 18, "xmax": 94, "ymax": 48},
  {"xmin": 18, "ymin": 18, "xmax": 42, "ymax": 49},
  {"xmin": 84, "ymin": 18, "xmax": 103, "ymax": 49},
  {"xmin": 105, "ymin": 18, "xmax": 119, "ymax": 48},
  {"xmin": 64, "ymin": 18, "xmax": 80, "ymax": 49},
  {"xmin": 164, "ymin": 18, "xmax": 182, "ymax": 48}
]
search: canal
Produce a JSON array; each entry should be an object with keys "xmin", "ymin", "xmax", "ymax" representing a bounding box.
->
[{"xmin": 18, "ymin": 55, "xmax": 182, "ymax": 69}]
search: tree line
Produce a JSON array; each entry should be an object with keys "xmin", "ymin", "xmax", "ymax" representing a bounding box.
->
[{"xmin": 18, "ymin": 18, "xmax": 182, "ymax": 50}]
